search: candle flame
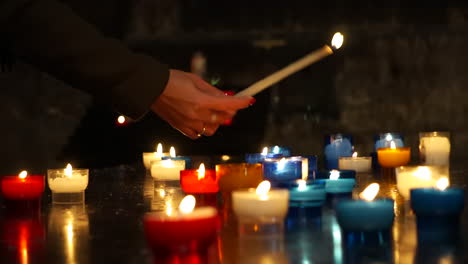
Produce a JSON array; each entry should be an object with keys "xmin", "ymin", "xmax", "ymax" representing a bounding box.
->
[
  {"xmin": 117, "ymin": 115, "xmax": 126, "ymax": 124},
  {"xmin": 436, "ymin": 177, "xmax": 449, "ymax": 191},
  {"xmin": 64, "ymin": 163, "xmax": 73, "ymax": 177},
  {"xmin": 256, "ymin": 180, "xmax": 271, "ymax": 200},
  {"xmin": 385, "ymin": 134, "xmax": 393, "ymax": 141},
  {"xmin": 155, "ymin": 143, "xmax": 163, "ymax": 158},
  {"xmin": 331, "ymin": 32, "xmax": 344, "ymax": 49},
  {"xmin": 330, "ymin": 170, "xmax": 340, "ymax": 180},
  {"xmin": 169, "ymin": 147, "xmax": 176, "ymax": 157},
  {"xmin": 277, "ymin": 158, "xmax": 287, "ymax": 171},
  {"xmin": 414, "ymin": 166, "xmax": 431, "ymax": 180},
  {"xmin": 352, "ymin": 152, "xmax": 358, "ymax": 158},
  {"xmin": 179, "ymin": 195, "xmax": 196, "ymax": 214},
  {"xmin": 272, "ymin": 146, "xmax": 280, "ymax": 154},
  {"xmin": 390, "ymin": 141, "xmax": 396, "ymax": 149},
  {"xmin": 261, "ymin": 147, "xmax": 268, "ymax": 155},
  {"xmin": 359, "ymin": 183, "xmax": 380, "ymax": 201},
  {"xmin": 197, "ymin": 163, "xmax": 206, "ymax": 180},
  {"xmin": 297, "ymin": 179, "xmax": 307, "ymax": 191},
  {"xmin": 221, "ymin": 155, "xmax": 230, "ymax": 161},
  {"xmin": 18, "ymin": 170, "xmax": 28, "ymax": 179}
]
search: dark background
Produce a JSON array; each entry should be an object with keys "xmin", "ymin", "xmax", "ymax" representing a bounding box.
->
[{"xmin": 1, "ymin": 0, "xmax": 468, "ymax": 174}]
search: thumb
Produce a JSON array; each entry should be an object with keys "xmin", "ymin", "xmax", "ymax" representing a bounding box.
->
[{"xmin": 200, "ymin": 93, "xmax": 253, "ymax": 112}]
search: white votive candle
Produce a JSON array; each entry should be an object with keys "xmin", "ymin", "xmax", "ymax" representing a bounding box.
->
[
  {"xmin": 395, "ymin": 165, "xmax": 449, "ymax": 199},
  {"xmin": 338, "ymin": 152, "xmax": 372, "ymax": 173},
  {"xmin": 151, "ymin": 159, "xmax": 186, "ymax": 181},
  {"xmin": 419, "ymin": 132, "xmax": 450, "ymax": 166},
  {"xmin": 48, "ymin": 164, "xmax": 89, "ymax": 204}
]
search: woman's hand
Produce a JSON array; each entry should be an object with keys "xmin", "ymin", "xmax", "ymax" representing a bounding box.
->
[{"xmin": 151, "ymin": 69, "xmax": 253, "ymax": 139}]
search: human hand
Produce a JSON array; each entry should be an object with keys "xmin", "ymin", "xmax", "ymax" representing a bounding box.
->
[{"xmin": 151, "ymin": 69, "xmax": 254, "ymax": 139}]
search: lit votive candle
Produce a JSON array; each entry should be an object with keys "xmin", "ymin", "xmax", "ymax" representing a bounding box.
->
[
  {"xmin": 162, "ymin": 146, "xmax": 192, "ymax": 169},
  {"xmin": 263, "ymin": 157, "xmax": 303, "ymax": 184},
  {"xmin": 267, "ymin": 145, "xmax": 292, "ymax": 156},
  {"xmin": 338, "ymin": 152, "xmax": 372, "ymax": 173},
  {"xmin": 245, "ymin": 147, "xmax": 282, "ymax": 164},
  {"xmin": 180, "ymin": 164, "xmax": 219, "ymax": 194},
  {"xmin": 232, "ymin": 181, "xmax": 289, "ymax": 234},
  {"xmin": 142, "ymin": 143, "xmax": 170, "ymax": 169},
  {"xmin": 315, "ymin": 170, "xmax": 356, "ymax": 194},
  {"xmin": 377, "ymin": 141, "xmax": 411, "ymax": 168},
  {"xmin": 411, "ymin": 178, "xmax": 464, "ymax": 231},
  {"xmin": 278, "ymin": 179, "xmax": 326, "ymax": 208},
  {"xmin": 374, "ymin": 133, "xmax": 404, "ymax": 151},
  {"xmin": 395, "ymin": 165, "xmax": 448, "ymax": 199},
  {"xmin": 419, "ymin": 131, "xmax": 450, "ymax": 166},
  {"xmin": 1, "ymin": 171, "xmax": 45, "ymax": 200},
  {"xmin": 144, "ymin": 195, "xmax": 219, "ymax": 253},
  {"xmin": 151, "ymin": 159, "xmax": 186, "ymax": 182},
  {"xmin": 48, "ymin": 164, "xmax": 89, "ymax": 204},
  {"xmin": 216, "ymin": 163, "xmax": 263, "ymax": 192},
  {"xmin": 336, "ymin": 183, "xmax": 395, "ymax": 232}
]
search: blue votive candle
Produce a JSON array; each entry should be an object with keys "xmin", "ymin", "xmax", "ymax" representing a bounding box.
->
[
  {"xmin": 411, "ymin": 187, "xmax": 465, "ymax": 230},
  {"xmin": 336, "ymin": 199, "xmax": 395, "ymax": 232},
  {"xmin": 277, "ymin": 180, "xmax": 326, "ymax": 208},
  {"xmin": 324, "ymin": 134, "xmax": 353, "ymax": 170},
  {"xmin": 245, "ymin": 153, "xmax": 282, "ymax": 164},
  {"xmin": 374, "ymin": 133, "xmax": 405, "ymax": 151},
  {"xmin": 263, "ymin": 157, "xmax": 302, "ymax": 183}
]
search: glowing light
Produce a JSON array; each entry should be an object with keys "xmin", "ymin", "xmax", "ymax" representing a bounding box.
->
[
  {"xmin": 297, "ymin": 179, "xmax": 307, "ymax": 191},
  {"xmin": 221, "ymin": 155, "xmax": 230, "ymax": 161},
  {"xmin": 64, "ymin": 163, "xmax": 73, "ymax": 178},
  {"xmin": 277, "ymin": 158, "xmax": 287, "ymax": 171},
  {"xmin": 436, "ymin": 177, "xmax": 449, "ymax": 191},
  {"xmin": 330, "ymin": 170, "xmax": 340, "ymax": 180},
  {"xmin": 256, "ymin": 180, "xmax": 271, "ymax": 200},
  {"xmin": 117, "ymin": 115, "xmax": 126, "ymax": 124},
  {"xmin": 161, "ymin": 159, "xmax": 175, "ymax": 168},
  {"xmin": 359, "ymin": 183, "xmax": 380, "ymax": 201},
  {"xmin": 272, "ymin": 146, "xmax": 280, "ymax": 154},
  {"xmin": 179, "ymin": 195, "xmax": 196, "ymax": 214},
  {"xmin": 197, "ymin": 163, "xmax": 206, "ymax": 180},
  {"xmin": 385, "ymin": 134, "xmax": 393, "ymax": 141},
  {"xmin": 261, "ymin": 147, "xmax": 268, "ymax": 155},
  {"xmin": 158, "ymin": 188, "xmax": 166, "ymax": 198},
  {"xmin": 352, "ymin": 152, "xmax": 358, "ymax": 158},
  {"xmin": 155, "ymin": 143, "xmax": 163, "ymax": 158},
  {"xmin": 414, "ymin": 166, "xmax": 431, "ymax": 180},
  {"xmin": 165, "ymin": 201, "xmax": 173, "ymax": 216},
  {"xmin": 19, "ymin": 170, "xmax": 28, "ymax": 179},
  {"xmin": 331, "ymin": 32, "xmax": 344, "ymax": 49},
  {"xmin": 169, "ymin": 147, "xmax": 176, "ymax": 157},
  {"xmin": 390, "ymin": 141, "xmax": 396, "ymax": 149}
]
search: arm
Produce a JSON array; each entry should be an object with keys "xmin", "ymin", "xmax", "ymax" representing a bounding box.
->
[{"xmin": 0, "ymin": 0, "xmax": 169, "ymax": 120}]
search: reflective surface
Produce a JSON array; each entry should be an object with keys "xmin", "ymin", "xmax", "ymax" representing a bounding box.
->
[{"xmin": 0, "ymin": 163, "xmax": 467, "ymax": 263}]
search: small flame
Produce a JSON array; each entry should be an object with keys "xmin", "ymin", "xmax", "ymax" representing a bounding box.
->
[
  {"xmin": 179, "ymin": 195, "xmax": 196, "ymax": 214},
  {"xmin": 352, "ymin": 152, "xmax": 358, "ymax": 158},
  {"xmin": 165, "ymin": 200, "xmax": 173, "ymax": 216},
  {"xmin": 256, "ymin": 180, "xmax": 271, "ymax": 200},
  {"xmin": 331, "ymin": 32, "xmax": 344, "ymax": 49},
  {"xmin": 261, "ymin": 147, "xmax": 268, "ymax": 155},
  {"xmin": 169, "ymin": 147, "xmax": 176, "ymax": 157},
  {"xmin": 414, "ymin": 166, "xmax": 431, "ymax": 180},
  {"xmin": 359, "ymin": 183, "xmax": 380, "ymax": 201},
  {"xmin": 297, "ymin": 179, "xmax": 307, "ymax": 191},
  {"xmin": 117, "ymin": 115, "xmax": 126, "ymax": 124},
  {"xmin": 277, "ymin": 158, "xmax": 287, "ymax": 171},
  {"xmin": 436, "ymin": 177, "xmax": 449, "ymax": 191},
  {"xmin": 385, "ymin": 134, "xmax": 393, "ymax": 141},
  {"xmin": 197, "ymin": 163, "xmax": 206, "ymax": 180},
  {"xmin": 221, "ymin": 155, "xmax": 230, "ymax": 161},
  {"xmin": 390, "ymin": 141, "xmax": 396, "ymax": 149},
  {"xmin": 18, "ymin": 170, "xmax": 28, "ymax": 179},
  {"xmin": 155, "ymin": 143, "xmax": 163, "ymax": 158},
  {"xmin": 64, "ymin": 163, "xmax": 73, "ymax": 177},
  {"xmin": 330, "ymin": 170, "xmax": 340, "ymax": 180},
  {"xmin": 272, "ymin": 146, "xmax": 280, "ymax": 154}
]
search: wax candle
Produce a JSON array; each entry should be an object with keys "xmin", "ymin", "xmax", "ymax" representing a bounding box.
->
[
  {"xmin": 324, "ymin": 133, "xmax": 353, "ymax": 170},
  {"xmin": 1, "ymin": 171, "xmax": 45, "ymax": 200},
  {"xmin": 245, "ymin": 147, "xmax": 282, "ymax": 164},
  {"xmin": 144, "ymin": 195, "xmax": 219, "ymax": 253},
  {"xmin": 151, "ymin": 159, "xmax": 186, "ymax": 181},
  {"xmin": 336, "ymin": 183, "xmax": 395, "ymax": 232},
  {"xmin": 232, "ymin": 181, "xmax": 289, "ymax": 230},
  {"xmin": 419, "ymin": 132, "xmax": 450, "ymax": 166},
  {"xmin": 377, "ymin": 141, "xmax": 411, "ymax": 168},
  {"xmin": 162, "ymin": 147, "xmax": 192, "ymax": 169},
  {"xmin": 315, "ymin": 170, "xmax": 356, "ymax": 194},
  {"xmin": 338, "ymin": 152, "xmax": 372, "ymax": 173},
  {"xmin": 278, "ymin": 180, "xmax": 326, "ymax": 208},
  {"xmin": 180, "ymin": 163, "xmax": 219, "ymax": 193},
  {"xmin": 48, "ymin": 164, "xmax": 89, "ymax": 204},
  {"xmin": 216, "ymin": 163, "xmax": 263, "ymax": 192},
  {"xmin": 411, "ymin": 178, "xmax": 464, "ymax": 230},
  {"xmin": 142, "ymin": 143, "xmax": 170, "ymax": 169},
  {"xmin": 263, "ymin": 157, "xmax": 303, "ymax": 183},
  {"xmin": 395, "ymin": 165, "xmax": 448, "ymax": 199}
]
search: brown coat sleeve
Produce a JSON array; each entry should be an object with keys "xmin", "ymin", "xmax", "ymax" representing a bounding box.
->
[{"xmin": 0, "ymin": 0, "xmax": 169, "ymax": 119}]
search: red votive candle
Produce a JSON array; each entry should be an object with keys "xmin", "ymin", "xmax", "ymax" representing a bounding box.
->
[
  {"xmin": 180, "ymin": 164, "xmax": 219, "ymax": 194},
  {"xmin": 1, "ymin": 171, "xmax": 45, "ymax": 200},
  {"xmin": 144, "ymin": 195, "xmax": 220, "ymax": 253}
]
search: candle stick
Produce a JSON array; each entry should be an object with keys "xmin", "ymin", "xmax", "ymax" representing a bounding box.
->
[{"xmin": 235, "ymin": 32, "xmax": 344, "ymax": 97}]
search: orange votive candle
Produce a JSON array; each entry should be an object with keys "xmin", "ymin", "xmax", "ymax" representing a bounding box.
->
[
  {"xmin": 215, "ymin": 163, "xmax": 263, "ymax": 192},
  {"xmin": 377, "ymin": 147, "xmax": 411, "ymax": 168}
]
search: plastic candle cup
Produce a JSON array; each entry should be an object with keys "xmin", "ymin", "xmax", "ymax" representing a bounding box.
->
[
  {"xmin": 180, "ymin": 163, "xmax": 219, "ymax": 194},
  {"xmin": 395, "ymin": 165, "xmax": 448, "ymax": 199},
  {"xmin": 232, "ymin": 181, "xmax": 289, "ymax": 235},
  {"xmin": 47, "ymin": 164, "xmax": 89, "ymax": 204},
  {"xmin": 144, "ymin": 195, "xmax": 219, "ymax": 253},
  {"xmin": 245, "ymin": 147, "xmax": 283, "ymax": 164},
  {"xmin": 377, "ymin": 141, "xmax": 411, "ymax": 168},
  {"xmin": 419, "ymin": 131, "xmax": 450, "ymax": 166},
  {"xmin": 263, "ymin": 157, "xmax": 303, "ymax": 184},
  {"xmin": 277, "ymin": 179, "xmax": 326, "ymax": 208},
  {"xmin": 410, "ymin": 178, "xmax": 464, "ymax": 233},
  {"xmin": 1, "ymin": 171, "xmax": 45, "ymax": 200},
  {"xmin": 324, "ymin": 133, "xmax": 353, "ymax": 170},
  {"xmin": 216, "ymin": 163, "xmax": 263, "ymax": 192},
  {"xmin": 142, "ymin": 143, "xmax": 169, "ymax": 170},
  {"xmin": 162, "ymin": 146, "xmax": 192, "ymax": 169},
  {"xmin": 338, "ymin": 152, "xmax": 372, "ymax": 173},
  {"xmin": 151, "ymin": 159, "xmax": 186, "ymax": 182},
  {"xmin": 315, "ymin": 170, "xmax": 356, "ymax": 194},
  {"xmin": 336, "ymin": 183, "xmax": 395, "ymax": 232}
]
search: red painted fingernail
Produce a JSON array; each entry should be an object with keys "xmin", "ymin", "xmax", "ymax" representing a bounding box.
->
[
  {"xmin": 223, "ymin": 91, "xmax": 235, "ymax": 96},
  {"xmin": 222, "ymin": 119, "xmax": 233, "ymax": 126},
  {"xmin": 249, "ymin": 98, "xmax": 256, "ymax": 105}
]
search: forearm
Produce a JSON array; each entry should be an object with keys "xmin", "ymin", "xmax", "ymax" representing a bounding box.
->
[{"xmin": 0, "ymin": 0, "xmax": 169, "ymax": 119}]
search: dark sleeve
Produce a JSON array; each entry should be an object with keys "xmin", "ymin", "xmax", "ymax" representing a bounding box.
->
[{"xmin": 0, "ymin": 0, "xmax": 169, "ymax": 120}]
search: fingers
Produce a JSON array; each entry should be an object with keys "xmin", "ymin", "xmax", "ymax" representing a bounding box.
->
[
  {"xmin": 200, "ymin": 93, "xmax": 253, "ymax": 112},
  {"xmin": 187, "ymin": 73, "xmax": 225, "ymax": 96}
]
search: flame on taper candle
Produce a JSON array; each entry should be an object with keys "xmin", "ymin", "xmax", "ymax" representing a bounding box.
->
[
  {"xmin": 179, "ymin": 195, "xmax": 196, "ymax": 214},
  {"xmin": 256, "ymin": 180, "xmax": 271, "ymax": 201},
  {"xmin": 197, "ymin": 163, "xmax": 206, "ymax": 180},
  {"xmin": 359, "ymin": 183, "xmax": 380, "ymax": 201},
  {"xmin": 18, "ymin": 170, "xmax": 28, "ymax": 179},
  {"xmin": 155, "ymin": 143, "xmax": 163, "ymax": 158},
  {"xmin": 64, "ymin": 164, "xmax": 73, "ymax": 178},
  {"xmin": 169, "ymin": 147, "xmax": 176, "ymax": 157},
  {"xmin": 331, "ymin": 32, "xmax": 344, "ymax": 50},
  {"xmin": 436, "ymin": 177, "xmax": 449, "ymax": 191}
]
